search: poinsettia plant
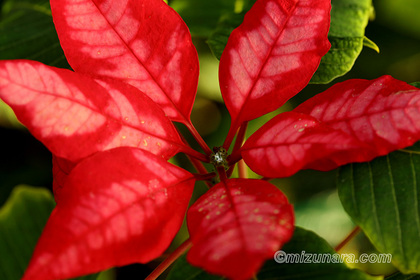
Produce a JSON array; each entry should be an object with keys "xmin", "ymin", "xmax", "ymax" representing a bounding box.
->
[{"xmin": 1, "ymin": 0, "xmax": 420, "ymax": 279}]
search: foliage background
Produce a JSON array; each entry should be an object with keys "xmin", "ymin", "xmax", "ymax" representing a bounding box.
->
[{"xmin": 0, "ymin": 0, "xmax": 420, "ymax": 279}]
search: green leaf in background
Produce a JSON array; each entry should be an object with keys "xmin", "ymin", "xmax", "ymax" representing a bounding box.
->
[
  {"xmin": 0, "ymin": 185, "xmax": 98, "ymax": 280},
  {"xmin": 170, "ymin": 0, "xmax": 237, "ymax": 38},
  {"xmin": 168, "ymin": 227, "xmax": 380, "ymax": 280},
  {"xmin": 258, "ymin": 227, "xmax": 381, "ymax": 280},
  {"xmin": 411, "ymin": 82, "xmax": 420, "ymax": 89},
  {"xmin": 0, "ymin": 186, "xmax": 55, "ymax": 280},
  {"xmin": 206, "ymin": 0, "xmax": 375, "ymax": 85},
  {"xmin": 0, "ymin": 100, "xmax": 24, "ymax": 129},
  {"xmin": 294, "ymin": 190, "xmax": 354, "ymax": 247},
  {"xmin": 386, "ymin": 273, "xmax": 420, "ymax": 280},
  {"xmin": 0, "ymin": 0, "xmax": 69, "ymax": 68},
  {"xmin": 338, "ymin": 142, "xmax": 420, "ymax": 274},
  {"xmin": 310, "ymin": 0, "xmax": 375, "ymax": 83},
  {"xmin": 206, "ymin": 12, "xmax": 245, "ymax": 60},
  {"xmin": 167, "ymin": 253, "xmax": 224, "ymax": 280}
]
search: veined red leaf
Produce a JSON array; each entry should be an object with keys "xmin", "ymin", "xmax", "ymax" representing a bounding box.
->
[
  {"xmin": 241, "ymin": 112, "xmax": 373, "ymax": 178},
  {"xmin": 23, "ymin": 147, "xmax": 195, "ymax": 280},
  {"xmin": 295, "ymin": 75, "xmax": 420, "ymax": 157},
  {"xmin": 50, "ymin": 0, "xmax": 199, "ymax": 122},
  {"xmin": 187, "ymin": 179, "xmax": 294, "ymax": 280},
  {"xmin": 219, "ymin": 0, "xmax": 330, "ymax": 138},
  {"xmin": 52, "ymin": 156, "xmax": 75, "ymax": 200},
  {"xmin": 0, "ymin": 60, "xmax": 184, "ymax": 162}
]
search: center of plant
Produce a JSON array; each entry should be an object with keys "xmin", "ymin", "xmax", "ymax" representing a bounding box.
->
[{"xmin": 210, "ymin": 146, "xmax": 228, "ymax": 168}]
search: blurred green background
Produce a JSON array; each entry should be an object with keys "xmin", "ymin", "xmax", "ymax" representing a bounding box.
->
[{"xmin": 0, "ymin": 0, "xmax": 420, "ymax": 279}]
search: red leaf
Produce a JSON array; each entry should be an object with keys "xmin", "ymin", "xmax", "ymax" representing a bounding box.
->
[
  {"xmin": 295, "ymin": 75, "xmax": 420, "ymax": 157},
  {"xmin": 52, "ymin": 156, "xmax": 75, "ymax": 200},
  {"xmin": 23, "ymin": 147, "xmax": 195, "ymax": 280},
  {"xmin": 219, "ymin": 0, "xmax": 330, "ymax": 136},
  {"xmin": 50, "ymin": 0, "xmax": 199, "ymax": 122},
  {"xmin": 240, "ymin": 112, "xmax": 372, "ymax": 178},
  {"xmin": 187, "ymin": 179, "xmax": 294, "ymax": 280},
  {"xmin": 0, "ymin": 60, "xmax": 184, "ymax": 162}
]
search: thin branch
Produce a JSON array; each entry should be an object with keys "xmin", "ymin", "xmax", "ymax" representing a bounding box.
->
[
  {"xmin": 335, "ymin": 226, "xmax": 361, "ymax": 252},
  {"xmin": 145, "ymin": 239, "xmax": 192, "ymax": 280},
  {"xmin": 185, "ymin": 121, "xmax": 212, "ymax": 155}
]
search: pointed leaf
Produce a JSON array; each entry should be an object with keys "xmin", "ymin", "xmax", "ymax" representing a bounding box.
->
[
  {"xmin": 338, "ymin": 145, "xmax": 420, "ymax": 274},
  {"xmin": 363, "ymin": 36, "xmax": 380, "ymax": 53},
  {"xmin": 23, "ymin": 147, "xmax": 195, "ymax": 280},
  {"xmin": 219, "ymin": 0, "xmax": 330, "ymax": 129},
  {"xmin": 50, "ymin": 0, "xmax": 199, "ymax": 122},
  {"xmin": 295, "ymin": 75, "xmax": 420, "ymax": 158},
  {"xmin": 241, "ymin": 111, "xmax": 371, "ymax": 178},
  {"xmin": 0, "ymin": 60, "xmax": 184, "ymax": 162},
  {"xmin": 187, "ymin": 178, "xmax": 294, "ymax": 280}
]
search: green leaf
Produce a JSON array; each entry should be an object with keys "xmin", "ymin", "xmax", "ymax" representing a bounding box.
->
[
  {"xmin": 207, "ymin": 12, "xmax": 245, "ymax": 60},
  {"xmin": 167, "ymin": 253, "xmax": 224, "ymax": 280},
  {"xmin": 0, "ymin": 99, "xmax": 24, "ymax": 129},
  {"xmin": 411, "ymin": 82, "xmax": 420, "ymax": 89},
  {"xmin": 310, "ymin": 37, "xmax": 364, "ymax": 84},
  {"xmin": 310, "ymin": 0, "xmax": 375, "ymax": 83},
  {"xmin": 0, "ymin": 186, "xmax": 97, "ymax": 280},
  {"xmin": 0, "ymin": 186, "xmax": 55, "ymax": 280},
  {"xmin": 170, "ymin": 0, "xmax": 236, "ymax": 38},
  {"xmin": 338, "ymin": 143, "xmax": 420, "ymax": 274},
  {"xmin": 0, "ymin": 0, "xmax": 69, "ymax": 68},
  {"xmin": 168, "ymin": 227, "xmax": 380, "ymax": 280},
  {"xmin": 207, "ymin": 0, "xmax": 375, "ymax": 85},
  {"xmin": 363, "ymin": 36, "xmax": 380, "ymax": 53},
  {"xmin": 386, "ymin": 273, "xmax": 420, "ymax": 280},
  {"xmin": 258, "ymin": 227, "xmax": 381, "ymax": 280}
]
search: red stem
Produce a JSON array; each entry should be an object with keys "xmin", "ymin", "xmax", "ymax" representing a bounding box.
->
[
  {"xmin": 180, "ymin": 146, "xmax": 209, "ymax": 163},
  {"xmin": 193, "ymin": 172, "xmax": 216, "ymax": 182},
  {"xmin": 335, "ymin": 226, "xmax": 361, "ymax": 252},
  {"xmin": 232, "ymin": 122, "xmax": 248, "ymax": 154},
  {"xmin": 145, "ymin": 239, "xmax": 192, "ymax": 280},
  {"xmin": 185, "ymin": 121, "xmax": 212, "ymax": 155},
  {"xmin": 217, "ymin": 166, "xmax": 228, "ymax": 182}
]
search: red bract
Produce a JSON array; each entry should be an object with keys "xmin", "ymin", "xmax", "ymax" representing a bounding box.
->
[
  {"xmin": 1, "ymin": 0, "xmax": 420, "ymax": 279},
  {"xmin": 187, "ymin": 179, "xmax": 293, "ymax": 280},
  {"xmin": 50, "ymin": 0, "xmax": 199, "ymax": 123},
  {"xmin": 220, "ymin": 0, "xmax": 331, "ymax": 147},
  {"xmin": 23, "ymin": 148, "xmax": 195, "ymax": 280}
]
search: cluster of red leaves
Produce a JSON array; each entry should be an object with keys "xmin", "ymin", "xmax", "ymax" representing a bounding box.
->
[{"xmin": 1, "ymin": 0, "xmax": 420, "ymax": 279}]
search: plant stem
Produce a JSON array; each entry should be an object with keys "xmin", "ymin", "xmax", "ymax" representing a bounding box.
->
[
  {"xmin": 335, "ymin": 226, "xmax": 361, "ymax": 252},
  {"xmin": 181, "ymin": 146, "xmax": 209, "ymax": 163},
  {"xmin": 238, "ymin": 159, "xmax": 248, "ymax": 178},
  {"xmin": 185, "ymin": 121, "xmax": 212, "ymax": 155},
  {"xmin": 193, "ymin": 172, "xmax": 216, "ymax": 181},
  {"xmin": 145, "ymin": 239, "xmax": 192, "ymax": 280},
  {"xmin": 217, "ymin": 166, "xmax": 228, "ymax": 182},
  {"xmin": 232, "ymin": 122, "xmax": 248, "ymax": 154}
]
